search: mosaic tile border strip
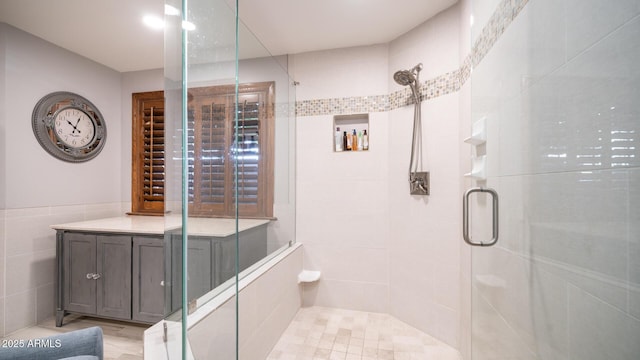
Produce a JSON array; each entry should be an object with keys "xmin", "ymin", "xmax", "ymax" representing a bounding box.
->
[
  {"xmin": 296, "ymin": 0, "xmax": 528, "ymax": 117},
  {"xmin": 296, "ymin": 95, "xmax": 389, "ymax": 117}
]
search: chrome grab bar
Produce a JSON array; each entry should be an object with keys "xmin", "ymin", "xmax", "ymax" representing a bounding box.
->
[{"xmin": 463, "ymin": 187, "xmax": 499, "ymax": 247}]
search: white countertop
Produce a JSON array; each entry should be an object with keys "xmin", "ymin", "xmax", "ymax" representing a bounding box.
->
[{"xmin": 50, "ymin": 215, "xmax": 270, "ymax": 237}]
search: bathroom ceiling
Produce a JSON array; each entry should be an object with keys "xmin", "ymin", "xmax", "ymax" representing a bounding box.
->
[{"xmin": 0, "ymin": 0, "xmax": 457, "ymax": 72}]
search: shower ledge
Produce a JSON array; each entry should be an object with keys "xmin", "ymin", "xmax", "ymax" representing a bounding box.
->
[{"xmin": 298, "ymin": 270, "xmax": 321, "ymax": 284}]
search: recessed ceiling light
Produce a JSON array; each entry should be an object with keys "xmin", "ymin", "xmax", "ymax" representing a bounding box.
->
[
  {"xmin": 143, "ymin": 14, "xmax": 195, "ymax": 31},
  {"xmin": 165, "ymin": 5, "xmax": 180, "ymax": 16},
  {"xmin": 143, "ymin": 15, "xmax": 164, "ymax": 30},
  {"xmin": 182, "ymin": 21, "xmax": 196, "ymax": 31}
]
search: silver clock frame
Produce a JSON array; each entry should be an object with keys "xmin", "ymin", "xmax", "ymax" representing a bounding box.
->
[{"xmin": 32, "ymin": 91, "xmax": 107, "ymax": 163}]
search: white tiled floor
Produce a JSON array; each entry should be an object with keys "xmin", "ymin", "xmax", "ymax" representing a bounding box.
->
[
  {"xmin": 2, "ymin": 308, "xmax": 462, "ymax": 360},
  {"xmin": 267, "ymin": 306, "xmax": 461, "ymax": 360}
]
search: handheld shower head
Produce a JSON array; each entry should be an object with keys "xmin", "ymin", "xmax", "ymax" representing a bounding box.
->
[
  {"xmin": 393, "ymin": 70, "xmax": 416, "ymax": 86},
  {"xmin": 394, "ymin": 63, "xmax": 423, "ymax": 105},
  {"xmin": 393, "ymin": 63, "xmax": 423, "ymax": 86},
  {"xmin": 393, "ymin": 63, "xmax": 427, "ymax": 195}
]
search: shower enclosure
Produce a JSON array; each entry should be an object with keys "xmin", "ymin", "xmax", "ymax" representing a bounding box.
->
[
  {"xmin": 161, "ymin": 0, "xmax": 296, "ymax": 358},
  {"xmin": 467, "ymin": 0, "xmax": 639, "ymax": 359}
]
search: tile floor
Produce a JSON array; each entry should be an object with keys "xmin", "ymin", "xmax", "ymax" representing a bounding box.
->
[
  {"xmin": 2, "ymin": 308, "xmax": 462, "ymax": 360},
  {"xmin": 267, "ymin": 306, "xmax": 461, "ymax": 360},
  {"xmin": 1, "ymin": 314, "xmax": 147, "ymax": 360}
]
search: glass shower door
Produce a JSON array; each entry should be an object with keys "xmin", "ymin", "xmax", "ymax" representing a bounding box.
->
[
  {"xmin": 469, "ymin": 0, "xmax": 640, "ymax": 359},
  {"xmin": 162, "ymin": 0, "xmax": 296, "ymax": 358},
  {"xmin": 164, "ymin": 0, "xmax": 240, "ymax": 358}
]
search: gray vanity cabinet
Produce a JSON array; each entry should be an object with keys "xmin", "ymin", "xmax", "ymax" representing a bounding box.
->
[
  {"xmin": 57, "ymin": 231, "xmax": 165, "ymax": 326},
  {"xmin": 132, "ymin": 236, "xmax": 165, "ymax": 323},
  {"xmin": 167, "ymin": 224, "xmax": 268, "ymax": 312},
  {"xmin": 55, "ymin": 218, "xmax": 268, "ymax": 326},
  {"xmin": 62, "ymin": 233, "xmax": 132, "ymax": 321}
]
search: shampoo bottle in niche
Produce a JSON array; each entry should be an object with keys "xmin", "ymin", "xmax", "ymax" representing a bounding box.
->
[
  {"xmin": 357, "ymin": 131, "xmax": 363, "ymax": 151},
  {"xmin": 352, "ymin": 129, "xmax": 358, "ymax": 151},
  {"xmin": 335, "ymin": 127, "xmax": 343, "ymax": 151},
  {"xmin": 345, "ymin": 131, "xmax": 351, "ymax": 150},
  {"xmin": 363, "ymin": 129, "xmax": 369, "ymax": 150}
]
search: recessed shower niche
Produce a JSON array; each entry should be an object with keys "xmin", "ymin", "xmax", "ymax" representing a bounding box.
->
[{"xmin": 333, "ymin": 114, "xmax": 369, "ymax": 152}]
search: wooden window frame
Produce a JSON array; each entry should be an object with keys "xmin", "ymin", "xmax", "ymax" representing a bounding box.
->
[{"xmin": 131, "ymin": 91, "xmax": 165, "ymax": 216}]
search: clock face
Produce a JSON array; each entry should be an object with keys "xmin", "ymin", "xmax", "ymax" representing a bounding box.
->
[
  {"xmin": 32, "ymin": 92, "xmax": 107, "ymax": 163},
  {"xmin": 53, "ymin": 108, "xmax": 96, "ymax": 148}
]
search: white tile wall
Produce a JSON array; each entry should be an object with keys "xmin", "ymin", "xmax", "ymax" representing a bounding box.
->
[
  {"xmin": 0, "ymin": 203, "xmax": 124, "ymax": 336},
  {"xmin": 629, "ymin": 168, "xmax": 640, "ymax": 321},
  {"xmin": 389, "ymin": 2, "xmax": 461, "ymax": 85},
  {"xmin": 4, "ymin": 289, "xmax": 37, "ymax": 335},
  {"xmin": 470, "ymin": 0, "xmax": 502, "ymax": 44},
  {"xmin": 564, "ymin": 0, "xmax": 640, "ymax": 61},
  {"xmin": 188, "ymin": 299, "xmax": 236, "ymax": 359},
  {"xmin": 388, "ymin": 5, "xmax": 463, "ymax": 348},
  {"xmin": 568, "ymin": 285, "xmax": 640, "ymax": 360},
  {"xmin": 294, "ymin": 3, "xmax": 464, "ymax": 350},
  {"xmin": 185, "ymin": 245, "xmax": 303, "ymax": 360},
  {"xmin": 292, "ymin": 45, "xmax": 390, "ymax": 101},
  {"xmin": 0, "ymin": 210, "xmax": 5, "ymax": 301},
  {"xmin": 294, "ymin": 84, "xmax": 391, "ymax": 313},
  {"xmin": 0, "ymin": 210, "xmax": 4, "ymax": 337}
]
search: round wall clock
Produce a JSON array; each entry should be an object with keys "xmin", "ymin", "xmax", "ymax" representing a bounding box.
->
[{"xmin": 32, "ymin": 91, "xmax": 107, "ymax": 162}]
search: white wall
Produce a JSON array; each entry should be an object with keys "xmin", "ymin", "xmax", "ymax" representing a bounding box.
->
[{"xmin": 3, "ymin": 27, "xmax": 123, "ymax": 209}]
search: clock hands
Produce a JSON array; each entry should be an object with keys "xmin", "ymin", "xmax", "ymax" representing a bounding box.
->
[
  {"xmin": 66, "ymin": 118, "xmax": 82, "ymax": 134},
  {"xmin": 73, "ymin": 118, "xmax": 82, "ymax": 134}
]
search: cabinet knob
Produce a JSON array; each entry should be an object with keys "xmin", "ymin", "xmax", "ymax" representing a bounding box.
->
[
  {"xmin": 86, "ymin": 273, "xmax": 94, "ymax": 279},
  {"xmin": 160, "ymin": 280, "xmax": 165, "ymax": 287},
  {"xmin": 92, "ymin": 273, "xmax": 101, "ymax": 280}
]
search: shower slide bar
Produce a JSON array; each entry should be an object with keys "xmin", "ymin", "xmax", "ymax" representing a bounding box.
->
[{"xmin": 463, "ymin": 187, "xmax": 499, "ymax": 247}]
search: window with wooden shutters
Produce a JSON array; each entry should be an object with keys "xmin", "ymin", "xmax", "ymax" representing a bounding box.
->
[
  {"xmin": 131, "ymin": 82, "xmax": 275, "ymax": 218},
  {"xmin": 131, "ymin": 91, "xmax": 165, "ymax": 215},
  {"xmin": 187, "ymin": 82, "xmax": 275, "ymax": 218}
]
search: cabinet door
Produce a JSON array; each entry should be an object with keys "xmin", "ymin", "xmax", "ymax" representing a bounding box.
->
[
  {"xmin": 132, "ymin": 236, "xmax": 165, "ymax": 323},
  {"xmin": 96, "ymin": 235, "xmax": 132, "ymax": 320},
  {"xmin": 215, "ymin": 238, "xmax": 235, "ymax": 287},
  {"xmin": 64, "ymin": 233, "xmax": 97, "ymax": 314},
  {"xmin": 171, "ymin": 236, "xmax": 212, "ymax": 312}
]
